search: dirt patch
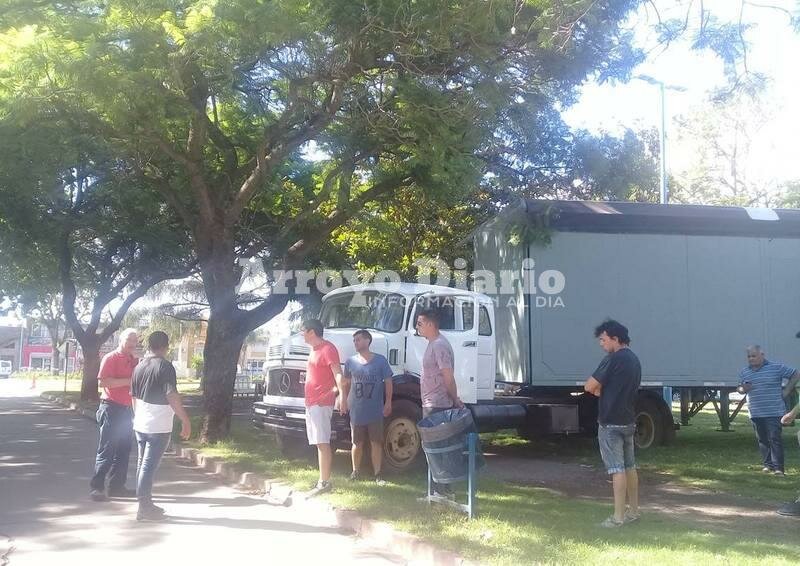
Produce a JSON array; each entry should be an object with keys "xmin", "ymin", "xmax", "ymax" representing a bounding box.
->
[{"xmin": 484, "ymin": 450, "xmax": 800, "ymax": 534}]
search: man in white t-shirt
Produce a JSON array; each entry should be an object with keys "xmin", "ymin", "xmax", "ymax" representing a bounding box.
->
[{"xmin": 130, "ymin": 331, "xmax": 191, "ymax": 521}]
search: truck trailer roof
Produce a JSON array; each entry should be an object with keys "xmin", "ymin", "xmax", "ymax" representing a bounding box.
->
[{"xmin": 512, "ymin": 199, "xmax": 800, "ymax": 239}]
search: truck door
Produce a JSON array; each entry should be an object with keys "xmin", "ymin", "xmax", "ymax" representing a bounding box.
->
[
  {"xmin": 476, "ymin": 302, "xmax": 496, "ymax": 400},
  {"xmin": 407, "ymin": 295, "xmax": 479, "ymax": 405}
]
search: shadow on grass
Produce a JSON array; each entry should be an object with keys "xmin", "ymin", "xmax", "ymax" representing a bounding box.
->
[{"xmin": 197, "ymin": 421, "xmax": 800, "ymax": 565}]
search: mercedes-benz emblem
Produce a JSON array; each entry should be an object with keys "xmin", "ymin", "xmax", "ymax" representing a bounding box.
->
[{"xmin": 279, "ymin": 372, "xmax": 292, "ymax": 394}]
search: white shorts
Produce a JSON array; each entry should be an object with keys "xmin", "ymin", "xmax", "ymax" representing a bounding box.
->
[{"xmin": 305, "ymin": 405, "xmax": 334, "ymax": 445}]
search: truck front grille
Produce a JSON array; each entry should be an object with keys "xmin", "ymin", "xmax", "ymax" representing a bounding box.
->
[{"xmin": 267, "ymin": 368, "xmax": 306, "ymax": 398}]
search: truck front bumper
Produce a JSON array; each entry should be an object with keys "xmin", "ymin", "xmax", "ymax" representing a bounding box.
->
[{"xmin": 251, "ymin": 401, "xmax": 352, "ymax": 446}]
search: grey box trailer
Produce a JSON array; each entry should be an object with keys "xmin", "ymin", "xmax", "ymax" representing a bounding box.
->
[{"xmin": 474, "ymin": 199, "xmax": 800, "ymax": 445}]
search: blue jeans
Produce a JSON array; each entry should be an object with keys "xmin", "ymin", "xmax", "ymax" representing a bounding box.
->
[
  {"xmin": 135, "ymin": 431, "xmax": 170, "ymax": 505},
  {"xmin": 598, "ymin": 423, "xmax": 637, "ymax": 475},
  {"xmin": 90, "ymin": 401, "xmax": 133, "ymax": 491},
  {"xmin": 751, "ymin": 416, "xmax": 784, "ymax": 472}
]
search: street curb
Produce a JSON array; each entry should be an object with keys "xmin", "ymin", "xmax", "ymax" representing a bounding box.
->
[
  {"xmin": 173, "ymin": 446, "xmax": 475, "ymax": 566},
  {"xmin": 40, "ymin": 392, "xmax": 477, "ymax": 566}
]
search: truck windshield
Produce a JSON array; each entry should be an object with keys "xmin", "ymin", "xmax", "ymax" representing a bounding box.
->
[{"xmin": 320, "ymin": 292, "xmax": 407, "ymax": 333}]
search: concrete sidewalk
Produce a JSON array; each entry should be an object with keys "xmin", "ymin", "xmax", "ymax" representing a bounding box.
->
[{"xmin": 0, "ymin": 379, "xmax": 405, "ymax": 565}]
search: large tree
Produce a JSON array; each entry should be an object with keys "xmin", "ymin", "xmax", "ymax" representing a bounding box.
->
[
  {"xmin": 1, "ymin": 0, "xmax": 651, "ymax": 440},
  {"xmin": 0, "ymin": 112, "xmax": 193, "ymax": 399}
]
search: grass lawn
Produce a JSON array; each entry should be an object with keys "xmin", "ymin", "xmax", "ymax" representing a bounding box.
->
[
  {"xmin": 189, "ymin": 410, "xmax": 800, "ymax": 566},
  {"xmin": 487, "ymin": 406, "xmax": 800, "ymax": 503}
]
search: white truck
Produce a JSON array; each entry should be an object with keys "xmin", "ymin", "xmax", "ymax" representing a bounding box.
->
[{"xmin": 252, "ymin": 200, "xmax": 800, "ymax": 473}]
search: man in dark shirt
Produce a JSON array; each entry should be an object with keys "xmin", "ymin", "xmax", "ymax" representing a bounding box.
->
[
  {"xmin": 584, "ymin": 319, "xmax": 642, "ymax": 528},
  {"xmin": 130, "ymin": 331, "xmax": 191, "ymax": 521}
]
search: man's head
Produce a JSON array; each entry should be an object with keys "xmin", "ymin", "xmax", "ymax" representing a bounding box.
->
[
  {"xmin": 119, "ymin": 328, "xmax": 139, "ymax": 354},
  {"xmin": 415, "ymin": 307, "xmax": 441, "ymax": 339},
  {"xmin": 352, "ymin": 329, "xmax": 372, "ymax": 354},
  {"xmin": 746, "ymin": 345, "xmax": 765, "ymax": 369},
  {"xmin": 148, "ymin": 331, "xmax": 170, "ymax": 357},
  {"xmin": 301, "ymin": 319, "xmax": 324, "ymax": 345},
  {"xmin": 594, "ymin": 319, "xmax": 630, "ymax": 353}
]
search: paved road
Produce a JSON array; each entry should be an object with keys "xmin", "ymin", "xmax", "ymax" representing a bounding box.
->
[{"xmin": 0, "ymin": 379, "xmax": 404, "ymax": 566}]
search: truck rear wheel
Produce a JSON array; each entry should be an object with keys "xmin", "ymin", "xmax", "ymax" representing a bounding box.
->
[
  {"xmin": 382, "ymin": 399, "xmax": 423, "ymax": 474},
  {"xmin": 634, "ymin": 397, "xmax": 663, "ymax": 449}
]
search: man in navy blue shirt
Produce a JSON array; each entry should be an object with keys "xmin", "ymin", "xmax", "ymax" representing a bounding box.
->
[
  {"xmin": 584, "ymin": 320, "xmax": 642, "ymax": 528},
  {"xmin": 738, "ymin": 345, "xmax": 800, "ymax": 476},
  {"xmin": 341, "ymin": 329, "xmax": 393, "ymax": 485}
]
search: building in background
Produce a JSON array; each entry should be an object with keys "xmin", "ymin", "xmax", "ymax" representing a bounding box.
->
[
  {"xmin": 0, "ymin": 325, "xmax": 24, "ymax": 370},
  {"xmin": 20, "ymin": 320, "xmax": 78, "ymax": 373}
]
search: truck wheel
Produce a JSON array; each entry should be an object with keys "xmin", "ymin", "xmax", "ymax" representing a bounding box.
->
[
  {"xmin": 275, "ymin": 433, "xmax": 314, "ymax": 460},
  {"xmin": 382, "ymin": 399, "xmax": 423, "ymax": 474},
  {"xmin": 634, "ymin": 397, "xmax": 663, "ymax": 449}
]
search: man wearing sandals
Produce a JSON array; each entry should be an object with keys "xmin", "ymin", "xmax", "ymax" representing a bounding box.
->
[{"xmin": 584, "ymin": 320, "xmax": 641, "ymax": 528}]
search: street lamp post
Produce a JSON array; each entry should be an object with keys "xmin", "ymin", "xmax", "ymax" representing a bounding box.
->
[{"xmin": 634, "ymin": 75, "xmax": 686, "ymax": 205}]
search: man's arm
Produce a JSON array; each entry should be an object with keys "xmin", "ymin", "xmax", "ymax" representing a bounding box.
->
[
  {"xmin": 166, "ymin": 391, "xmax": 192, "ymax": 440},
  {"xmin": 783, "ymin": 370, "xmax": 800, "ymax": 398},
  {"xmin": 782, "ymin": 401, "xmax": 800, "ymax": 425},
  {"xmin": 340, "ymin": 366, "xmax": 351, "ymax": 415},
  {"xmin": 584, "ymin": 376, "xmax": 602, "ymax": 397},
  {"xmin": 98, "ymin": 357, "xmax": 131, "ymax": 389},
  {"xmin": 330, "ymin": 361, "xmax": 346, "ymax": 412},
  {"xmin": 383, "ymin": 377, "xmax": 393, "ymax": 417},
  {"xmin": 441, "ymin": 368, "xmax": 464, "ymax": 408}
]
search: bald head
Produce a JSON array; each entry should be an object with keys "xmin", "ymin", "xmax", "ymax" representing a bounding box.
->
[{"xmin": 746, "ymin": 345, "xmax": 765, "ymax": 369}]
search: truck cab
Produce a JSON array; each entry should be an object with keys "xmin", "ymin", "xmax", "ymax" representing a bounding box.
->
[{"xmin": 252, "ymin": 283, "xmax": 496, "ymax": 472}]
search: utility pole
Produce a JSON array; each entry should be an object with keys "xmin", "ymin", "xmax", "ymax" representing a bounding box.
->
[{"xmin": 634, "ymin": 75, "xmax": 686, "ymax": 204}]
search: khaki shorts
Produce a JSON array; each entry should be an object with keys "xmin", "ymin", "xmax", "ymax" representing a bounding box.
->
[{"xmin": 351, "ymin": 420, "xmax": 384, "ymax": 444}]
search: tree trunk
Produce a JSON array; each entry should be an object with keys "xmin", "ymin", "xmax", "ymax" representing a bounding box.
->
[
  {"xmin": 200, "ymin": 314, "xmax": 245, "ymax": 443},
  {"xmin": 79, "ymin": 336, "xmax": 102, "ymax": 401}
]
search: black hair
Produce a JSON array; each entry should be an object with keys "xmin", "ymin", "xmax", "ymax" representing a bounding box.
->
[
  {"xmin": 353, "ymin": 329, "xmax": 372, "ymax": 343},
  {"xmin": 148, "ymin": 330, "xmax": 169, "ymax": 351},
  {"xmin": 594, "ymin": 319, "xmax": 630, "ymax": 345},
  {"xmin": 301, "ymin": 319, "xmax": 324, "ymax": 337},
  {"xmin": 417, "ymin": 307, "xmax": 441, "ymax": 327}
]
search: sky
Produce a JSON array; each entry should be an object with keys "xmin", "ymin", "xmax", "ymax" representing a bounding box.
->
[{"xmin": 563, "ymin": 0, "xmax": 800, "ymax": 193}]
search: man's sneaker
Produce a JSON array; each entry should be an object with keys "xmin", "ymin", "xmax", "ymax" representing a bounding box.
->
[
  {"xmin": 136, "ymin": 506, "xmax": 166, "ymax": 522},
  {"xmin": 774, "ymin": 470, "xmax": 786, "ymax": 477},
  {"xmin": 600, "ymin": 516, "xmax": 625, "ymax": 528},
  {"xmin": 762, "ymin": 466, "xmax": 773, "ymax": 473},
  {"xmin": 349, "ymin": 470, "xmax": 361, "ymax": 482},
  {"xmin": 89, "ymin": 489, "xmax": 107, "ymax": 502},
  {"xmin": 623, "ymin": 510, "xmax": 640, "ymax": 524},
  {"xmin": 374, "ymin": 474, "xmax": 387, "ymax": 486},
  {"xmin": 141, "ymin": 503, "xmax": 165, "ymax": 515},
  {"xmin": 433, "ymin": 484, "xmax": 454, "ymax": 499},
  {"xmin": 108, "ymin": 487, "xmax": 137, "ymax": 498},
  {"xmin": 306, "ymin": 480, "xmax": 333, "ymax": 498}
]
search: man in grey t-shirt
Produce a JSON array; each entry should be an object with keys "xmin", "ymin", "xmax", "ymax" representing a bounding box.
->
[
  {"xmin": 416, "ymin": 307, "xmax": 463, "ymax": 496},
  {"xmin": 417, "ymin": 307, "xmax": 463, "ymax": 416}
]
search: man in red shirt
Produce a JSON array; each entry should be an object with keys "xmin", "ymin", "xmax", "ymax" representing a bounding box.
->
[
  {"xmin": 89, "ymin": 328, "xmax": 139, "ymax": 501},
  {"xmin": 301, "ymin": 319, "xmax": 343, "ymax": 496}
]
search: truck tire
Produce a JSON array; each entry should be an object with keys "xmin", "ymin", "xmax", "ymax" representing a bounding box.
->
[
  {"xmin": 382, "ymin": 399, "xmax": 423, "ymax": 474},
  {"xmin": 275, "ymin": 432, "xmax": 315, "ymax": 460},
  {"xmin": 634, "ymin": 397, "xmax": 663, "ymax": 449}
]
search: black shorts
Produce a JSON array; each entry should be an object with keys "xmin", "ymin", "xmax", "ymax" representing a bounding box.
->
[{"xmin": 351, "ymin": 420, "xmax": 384, "ymax": 444}]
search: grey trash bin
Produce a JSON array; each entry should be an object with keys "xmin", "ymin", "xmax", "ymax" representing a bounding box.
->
[{"xmin": 418, "ymin": 408, "xmax": 484, "ymax": 484}]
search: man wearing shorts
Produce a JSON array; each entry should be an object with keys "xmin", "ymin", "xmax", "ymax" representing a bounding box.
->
[
  {"xmin": 302, "ymin": 319, "xmax": 343, "ymax": 496},
  {"xmin": 341, "ymin": 329, "xmax": 393, "ymax": 485},
  {"xmin": 584, "ymin": 319, "xmax": 641, "ymax": 528}
]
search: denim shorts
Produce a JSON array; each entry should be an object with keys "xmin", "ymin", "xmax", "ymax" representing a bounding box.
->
[{"xmin": 598, "ymin": 423, "xmax": 637, "ymax": 475}]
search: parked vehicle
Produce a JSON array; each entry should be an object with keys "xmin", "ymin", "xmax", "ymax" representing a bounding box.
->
[
  {"xmin": 253, "ymin": 200, "xmax": 800, "ymax": 473},
  {"xmin": 0, "ymin": 360, "xmax": 13, "ymax": 378}
]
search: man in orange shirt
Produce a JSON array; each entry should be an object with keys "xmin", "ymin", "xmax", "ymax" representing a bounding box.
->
[
  {"xmin": 89, "ymin": 328, "xmax": 139, "ymax": 501},
  {"xmin": 301, "ymin": 319, "xmax": 343, "ymax": 496}
]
